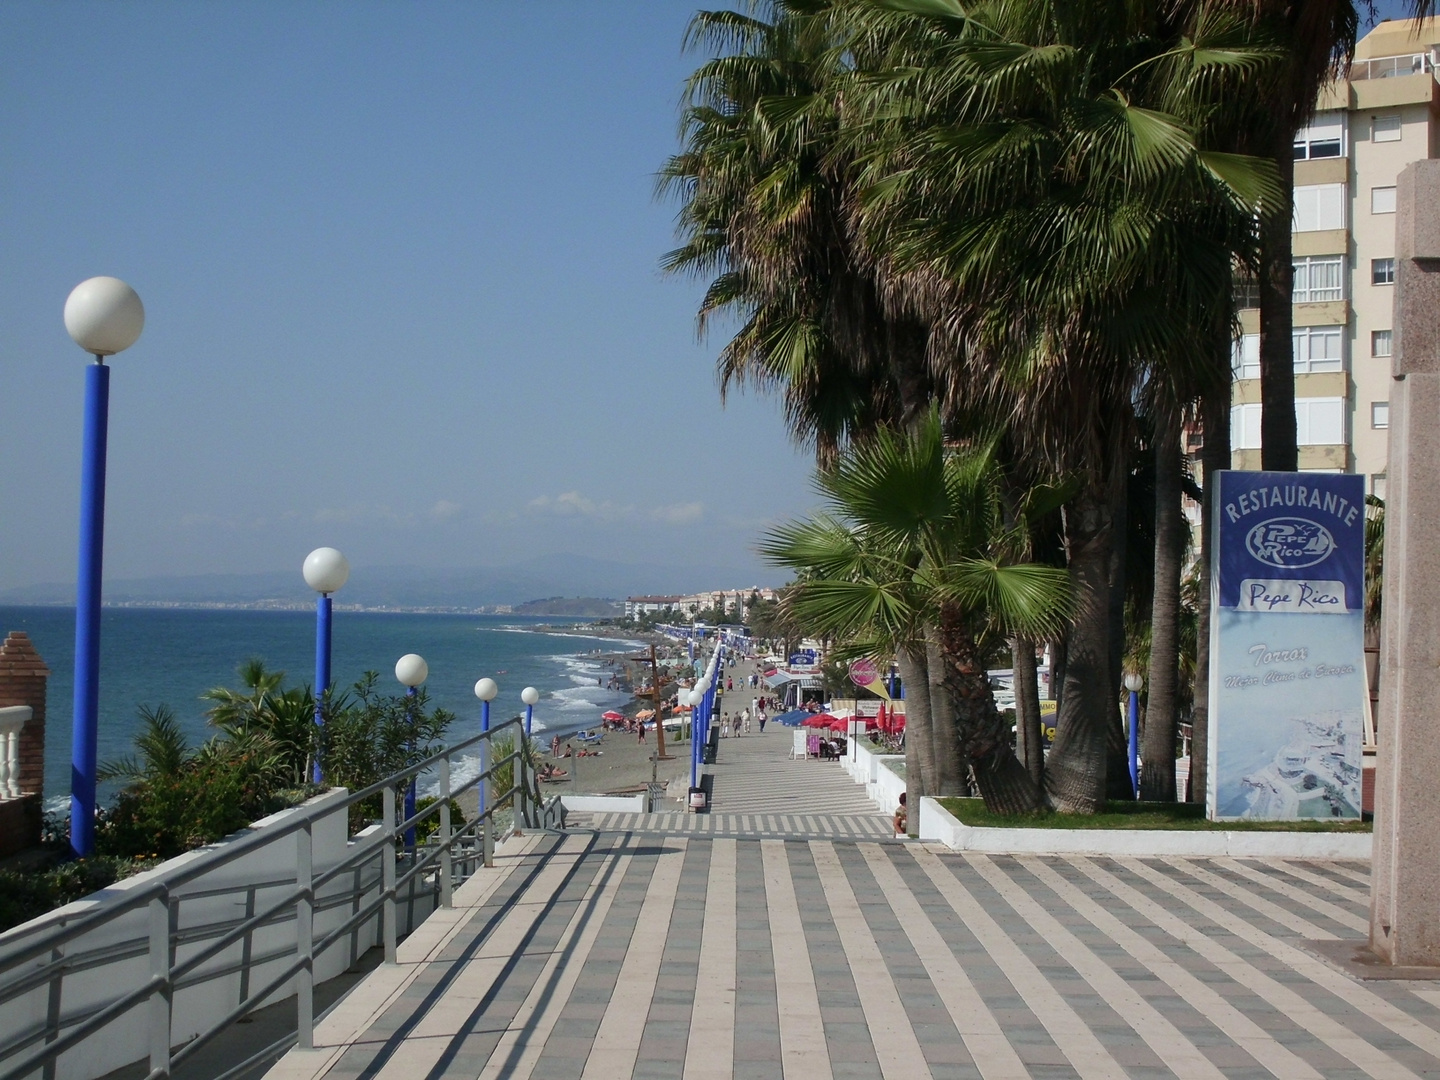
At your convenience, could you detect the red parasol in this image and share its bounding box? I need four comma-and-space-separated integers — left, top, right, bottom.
876, 703, 888, 733
602, 710, 624, 721
801, 713, 838, 728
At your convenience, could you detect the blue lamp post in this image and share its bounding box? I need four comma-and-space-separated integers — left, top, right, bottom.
686, 688, 702, 789
64, 277, 145, 858
1124, 671, 1143, 799
474, 677, 498, 820
521, 686, 539, 738
396, 653, 428, 849
303, 547, 349, 783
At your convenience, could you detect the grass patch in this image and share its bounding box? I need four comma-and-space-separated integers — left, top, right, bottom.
937, 798, 1371, 832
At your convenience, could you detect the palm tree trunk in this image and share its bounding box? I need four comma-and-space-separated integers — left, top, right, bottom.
1011, 636, 1044, 787
1142, 408, 1184, 802
924, 627, 965, 795
1259, 147, 1298, 471
937, 609, 1046, 813
1191, 379, 1230, 804
1105, 470, 1134, 800
1046, 482, 1115, 813
896, 646, 934, 831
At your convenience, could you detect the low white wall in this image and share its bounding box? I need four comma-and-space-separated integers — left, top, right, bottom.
559, 793, 647, 814
841, 741, 905, 814
0, 789, 436, 1080
918, 797, 1373, 858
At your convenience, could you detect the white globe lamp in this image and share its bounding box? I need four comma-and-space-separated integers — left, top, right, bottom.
303, 547, 350, 595
474, 678, 499, 702
521, 686, 540, 706
65, 277, 144, 357
395, 654, 429, 688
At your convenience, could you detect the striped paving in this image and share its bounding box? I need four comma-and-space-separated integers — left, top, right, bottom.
267, 834, 1440, 1080
575, 811, 894, 839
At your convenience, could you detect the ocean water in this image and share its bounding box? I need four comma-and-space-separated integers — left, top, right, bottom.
0, 606, 641, 810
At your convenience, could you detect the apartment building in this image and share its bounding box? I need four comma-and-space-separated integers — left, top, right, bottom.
1230, 19, 1439, 497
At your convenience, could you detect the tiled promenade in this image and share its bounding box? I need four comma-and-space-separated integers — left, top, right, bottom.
264, 667, 1440, 1079
267, 831, 1440, 1080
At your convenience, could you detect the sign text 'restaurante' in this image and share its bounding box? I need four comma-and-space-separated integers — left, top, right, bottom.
1224, 483, 1361, 527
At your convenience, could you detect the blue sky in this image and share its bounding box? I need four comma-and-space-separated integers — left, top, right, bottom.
0, 2, 813, 594
0, 2, 1422, 596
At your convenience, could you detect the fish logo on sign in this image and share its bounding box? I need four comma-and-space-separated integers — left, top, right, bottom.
1245, 517, 1335, 569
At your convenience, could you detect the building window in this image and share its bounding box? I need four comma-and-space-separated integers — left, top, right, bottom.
1372, 329, 1393, 357
1232, 403, 1263, 449
1296, 397, 1345, 444
1294, 184, 1346, 231
1234, 398, 1346, 448
1293, 256, 1344, 302
1372, 114, 1402, 142
1372, 474, 1387, 501
1372, 186, 1397, 214
1232, 333, 1260, 380
1293, 325, 1344, 373
1372, 401, 1390, 429
1294, 113, 1345, 158
1372, 258, 1395, 285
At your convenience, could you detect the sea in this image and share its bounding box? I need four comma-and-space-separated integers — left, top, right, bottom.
0, 606, 642, 812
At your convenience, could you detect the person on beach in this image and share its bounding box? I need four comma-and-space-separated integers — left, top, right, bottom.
551, 734, 561, 758
893, 792, 907, 836
637, 722, 646, 744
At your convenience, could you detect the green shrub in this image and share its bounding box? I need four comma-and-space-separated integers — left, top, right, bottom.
0, 856, 158, 933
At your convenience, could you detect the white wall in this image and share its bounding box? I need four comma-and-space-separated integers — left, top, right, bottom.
0, 789, 436, 1080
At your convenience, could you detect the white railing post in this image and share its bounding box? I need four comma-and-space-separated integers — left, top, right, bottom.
382, 785, 398, 964
296, 820, 314, 1050
148, 892, 171, 1077
438, 756, 453, 909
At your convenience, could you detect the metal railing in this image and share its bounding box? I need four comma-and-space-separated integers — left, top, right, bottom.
1348, 48, 1438, 81
0, 717, 564, 1080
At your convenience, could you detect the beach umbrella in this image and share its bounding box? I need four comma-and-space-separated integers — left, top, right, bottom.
876, 703, 888, 733
602, 710, 624, 721
801, 713, 838, 728
636, 709, 656, 720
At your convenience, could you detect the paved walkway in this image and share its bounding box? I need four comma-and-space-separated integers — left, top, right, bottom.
576, 698, 896, 839
268, 831, 1440, 1080
265, 654, 1440, 1080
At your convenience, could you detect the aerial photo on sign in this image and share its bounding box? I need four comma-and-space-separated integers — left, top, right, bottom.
1209, 471, 1367, 821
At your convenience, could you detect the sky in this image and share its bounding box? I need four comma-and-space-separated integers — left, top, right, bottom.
0, 2, 815, 595
0, 1, 1422, 597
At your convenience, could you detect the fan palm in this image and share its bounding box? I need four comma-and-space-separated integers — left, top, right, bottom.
826, 0, 1279, 809
761, 410, 1074, 814
660, 5, 937, 463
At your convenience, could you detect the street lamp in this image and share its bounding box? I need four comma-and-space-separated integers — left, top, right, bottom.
64, 276, 144, 857
1124, 672, 1143, 799
686, 689, 702, 790
474, 677, 498, 821
396, 654, 428, 849
521, 686, 539, 737
304, 547, 349, 783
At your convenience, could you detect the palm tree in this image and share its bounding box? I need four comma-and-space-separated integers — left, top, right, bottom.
98, 704, 192, 784
660, 5, 937, 463
761, 411, 1075, 814
834, 0, 1279, 809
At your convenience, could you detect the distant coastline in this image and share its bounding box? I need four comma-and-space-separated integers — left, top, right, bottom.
1, 598, 624, 617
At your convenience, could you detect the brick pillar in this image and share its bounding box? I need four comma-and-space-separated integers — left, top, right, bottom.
0, 632, 50, 799
1371, 159, 1440, 967
0, 631, 50, 856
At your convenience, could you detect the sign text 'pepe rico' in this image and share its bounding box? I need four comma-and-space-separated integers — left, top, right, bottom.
1208, 471, 1366, 821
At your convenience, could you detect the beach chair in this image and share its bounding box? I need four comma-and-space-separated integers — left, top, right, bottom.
575, 729, 604, 746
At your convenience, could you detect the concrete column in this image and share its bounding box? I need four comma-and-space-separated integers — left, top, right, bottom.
1370, 159, 1440, 967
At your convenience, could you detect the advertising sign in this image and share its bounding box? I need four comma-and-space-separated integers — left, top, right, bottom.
1208, 471, 1366, 820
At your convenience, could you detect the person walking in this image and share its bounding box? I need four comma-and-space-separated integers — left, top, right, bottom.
742, 708, 751, 735
758, 709, 767, 733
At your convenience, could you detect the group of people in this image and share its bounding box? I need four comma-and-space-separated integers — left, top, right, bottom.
716, 704, 767, 737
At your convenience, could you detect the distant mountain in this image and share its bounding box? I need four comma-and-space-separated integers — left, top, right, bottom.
0, 553, 782, 611
511, 597, 623, 618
